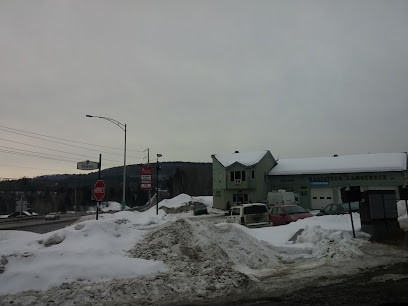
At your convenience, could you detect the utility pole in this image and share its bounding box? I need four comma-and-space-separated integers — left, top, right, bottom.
156, 154, 162, 215
74, 187, 77, 213
96, 154, 101, 220
20, 193, 23, 215
147, 148, 151, 207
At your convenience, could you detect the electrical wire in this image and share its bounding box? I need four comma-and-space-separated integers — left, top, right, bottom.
0, 126, 145, 159
0, 125, 146, 153
0, 137, 123, 164
0, 146, 120, 167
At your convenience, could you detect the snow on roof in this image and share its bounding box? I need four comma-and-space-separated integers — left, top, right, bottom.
269, 153, 407, 175
213, 150, 269, 168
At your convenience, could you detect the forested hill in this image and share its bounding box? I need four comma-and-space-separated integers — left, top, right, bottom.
0, 162, 213, 212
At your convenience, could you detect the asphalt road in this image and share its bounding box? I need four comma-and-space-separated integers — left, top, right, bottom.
248, 261, 408, 306
0, 215, 82, 233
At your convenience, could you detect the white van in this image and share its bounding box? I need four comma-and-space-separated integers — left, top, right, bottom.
267, 190, 296, 207
225, 203, 271, 228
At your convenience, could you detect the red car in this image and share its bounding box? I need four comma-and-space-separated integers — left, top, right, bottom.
269, 205, 313, 226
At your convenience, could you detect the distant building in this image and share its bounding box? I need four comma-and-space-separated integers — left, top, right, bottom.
211, 151, 276, 210
212, 151, 408, 210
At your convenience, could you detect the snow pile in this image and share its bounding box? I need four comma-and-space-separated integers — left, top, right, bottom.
130, 219, 281, 280
243, 214, 366, 260
0, 214, 166, 295
295, 225, 365, 259
158, 193, 193, 209
101, 201, 129, 212
0, 194, 373, 305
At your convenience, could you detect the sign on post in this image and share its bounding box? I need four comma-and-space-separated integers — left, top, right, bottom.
140, 167, 152, 190
94, 180, 105, 201
77, 160, 99, 170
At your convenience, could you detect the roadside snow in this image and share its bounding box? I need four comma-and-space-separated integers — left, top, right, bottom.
0, 214, 166, 295
0, 194, 394, 305
100, 201, 129, 212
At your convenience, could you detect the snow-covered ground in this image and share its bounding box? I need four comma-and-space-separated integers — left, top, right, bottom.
0, 194, 407, 305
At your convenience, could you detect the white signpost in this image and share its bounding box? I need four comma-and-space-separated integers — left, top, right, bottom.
77, 160, 99, 170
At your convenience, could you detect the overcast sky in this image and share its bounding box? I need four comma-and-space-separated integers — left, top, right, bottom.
1, 0, 408, 179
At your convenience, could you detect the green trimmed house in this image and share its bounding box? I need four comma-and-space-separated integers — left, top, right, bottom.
212, 151, 408, 211
211, 151, 276, 210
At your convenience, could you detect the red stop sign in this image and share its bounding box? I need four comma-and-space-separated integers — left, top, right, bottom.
94, 180, 105, 201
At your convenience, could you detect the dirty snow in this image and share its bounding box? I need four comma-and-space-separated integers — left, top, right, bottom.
0, 194, 405, 305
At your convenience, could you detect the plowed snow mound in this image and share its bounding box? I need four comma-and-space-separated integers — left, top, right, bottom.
130, 218, 282, 276
296, 225, 367, 259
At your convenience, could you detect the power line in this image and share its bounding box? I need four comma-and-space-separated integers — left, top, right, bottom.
0, 164, 81, 173
0, 127, 144, 160
0, 146, 120, 167
0, 125, 146, 153
0, 137, 122, 164
0, 164, 112, 173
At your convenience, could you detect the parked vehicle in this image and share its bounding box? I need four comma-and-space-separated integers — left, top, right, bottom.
267, 190, 296, 207
269, 205, 313, 226
225, 203, 271, 227
317, 202, 360, 216
45, 212, 60, 221
193, 203, 208, 216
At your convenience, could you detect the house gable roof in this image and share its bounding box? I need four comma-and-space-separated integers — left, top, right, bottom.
212, 150, 270, 168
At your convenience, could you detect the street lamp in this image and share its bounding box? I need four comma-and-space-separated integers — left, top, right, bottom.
86, 114, 127, 210
156, 153, 162, 215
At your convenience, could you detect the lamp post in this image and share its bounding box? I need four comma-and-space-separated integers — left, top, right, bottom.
86, 115, 127, 209
156, 153, 162, 215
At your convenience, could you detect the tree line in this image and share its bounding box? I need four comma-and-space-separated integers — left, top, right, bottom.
0, 162, 212, 214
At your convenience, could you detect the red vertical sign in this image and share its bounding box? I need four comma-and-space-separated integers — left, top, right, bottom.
140, 167, 152, 190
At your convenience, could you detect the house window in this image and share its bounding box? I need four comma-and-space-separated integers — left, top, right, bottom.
219, 173, 222, 182
235, 171, 241, 180
252, 171, 255, 179
230, 171, 246, 182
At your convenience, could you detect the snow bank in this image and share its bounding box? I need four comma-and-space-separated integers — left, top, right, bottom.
242, 213, 366, 260
295, 225, 366, 259
158, 193, 193, 208
129, 218, 281, 291
0, 194, 372, 304
101, 201, 129, 212
0, 213, 166, 295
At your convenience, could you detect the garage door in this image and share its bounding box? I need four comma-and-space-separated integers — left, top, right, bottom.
311, 188, 334, 210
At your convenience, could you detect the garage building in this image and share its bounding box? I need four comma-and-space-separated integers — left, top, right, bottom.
268, 153, 408, 210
